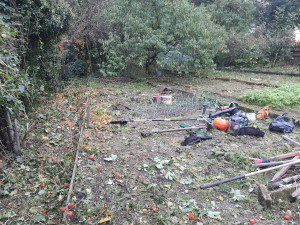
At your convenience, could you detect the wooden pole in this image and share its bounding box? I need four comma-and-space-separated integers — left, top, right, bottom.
63, 97, 89, 223
5, 109, 17, 154
254, 151, 300, 164
201, 159, 300, 189
252, 159, 299, 168
13, 118, 21, 155
292, 188, 300, 198
86, 99, 90, 129
271, 155, 300, 182
141, 126, 206, 137
268, 174, 300, 189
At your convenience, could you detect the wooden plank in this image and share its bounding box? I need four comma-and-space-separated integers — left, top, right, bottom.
268, 174, 300, 190
222, 68, 300, 77
270, 155, 300, 182
292, 188, 300, 198
258, 184, 272, 208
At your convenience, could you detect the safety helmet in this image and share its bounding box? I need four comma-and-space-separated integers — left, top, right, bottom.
213, 117, 230, 131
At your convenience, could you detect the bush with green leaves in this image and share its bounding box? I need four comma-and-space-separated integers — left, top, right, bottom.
100, 0, 227, 76
207, 0, 256, 33
0, 5, 29, 113
8, 0, 71, 86
68, 59, 88, 77
239, 85, 300, 109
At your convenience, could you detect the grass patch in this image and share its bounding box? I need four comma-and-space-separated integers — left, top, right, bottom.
239, 85, 300, 109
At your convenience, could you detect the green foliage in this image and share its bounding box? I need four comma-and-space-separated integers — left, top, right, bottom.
0, 4, 29, 112
207, 0, 256, 33
215, 32, 267, 67
68, 59, 88, 77
0, 0, 72, 115
261, 32, 294, 67
239, 85, 300, 109
204, 0, 296, 68
100, 0, 227, 76
257, 0, 300, 30
17, 0, 71, 83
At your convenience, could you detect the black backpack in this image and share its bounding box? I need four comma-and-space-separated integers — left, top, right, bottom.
269, 113, 294, 133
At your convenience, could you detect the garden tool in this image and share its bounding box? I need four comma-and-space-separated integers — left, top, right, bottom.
111, 102, 244, 127
254, 151, 300, 164
141, 125, 206, 137
200, 159, 300, 189
110, 117, 207, 125
179, 123, 204, 134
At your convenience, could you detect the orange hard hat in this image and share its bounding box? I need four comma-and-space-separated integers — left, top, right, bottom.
213, 117, 230, 131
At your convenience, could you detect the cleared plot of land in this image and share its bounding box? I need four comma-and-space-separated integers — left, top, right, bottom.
0, 71, 299, 224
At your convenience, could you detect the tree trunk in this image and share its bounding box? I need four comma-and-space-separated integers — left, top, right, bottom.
145, 53, 158, 74
13, 118, 22, 155
5, 109, 17, 154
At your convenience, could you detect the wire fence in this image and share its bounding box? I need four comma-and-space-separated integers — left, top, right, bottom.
133, 91, 219, 118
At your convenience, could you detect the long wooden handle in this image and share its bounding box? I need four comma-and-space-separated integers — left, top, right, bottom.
252, 159, 299, 168
153, 126, 205, 133
201, 159, 300, 189
247, 159, 300, 177
254, 151, 300, 164
200, 175, 245, 189
271, 155, 300, 182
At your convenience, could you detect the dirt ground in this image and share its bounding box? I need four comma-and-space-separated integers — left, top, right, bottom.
0, 71, 299, 224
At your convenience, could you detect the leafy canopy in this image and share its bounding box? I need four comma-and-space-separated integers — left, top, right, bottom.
100, 0, 227, 76
207, 0, 256, 33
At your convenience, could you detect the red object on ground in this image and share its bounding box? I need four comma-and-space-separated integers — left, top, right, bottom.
188, 212, 195, 220
249, 218, 255, 224
283, 214, 291, 220
153, 96, 162, 103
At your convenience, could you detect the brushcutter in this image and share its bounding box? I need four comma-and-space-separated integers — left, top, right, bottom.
110, 117, 207, 125
110, 104, 239, 125
141, 125, 207, 137
210, 102, 249, 133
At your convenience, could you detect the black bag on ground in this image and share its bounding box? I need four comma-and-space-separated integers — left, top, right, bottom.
181, 134, 212, 146
234, 127, 265, 137
269, 113, 294, 133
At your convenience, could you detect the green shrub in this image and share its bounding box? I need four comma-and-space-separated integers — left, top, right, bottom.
100, 0, 227, 76
239, 85, 300, 109
68, 59, 88, 77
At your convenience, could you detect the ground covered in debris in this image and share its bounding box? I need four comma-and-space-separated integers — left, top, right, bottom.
0, 71, 300, 224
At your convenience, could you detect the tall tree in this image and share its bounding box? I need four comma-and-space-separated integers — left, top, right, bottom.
207, 0, 257, 33
100, 0, 227, 76
258, 0, 300, 30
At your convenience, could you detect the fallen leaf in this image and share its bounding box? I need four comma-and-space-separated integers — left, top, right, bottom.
132, 186, 138, 191
107, 180, 113, 185
104, 154, 117, 162
98, 217, 111, 224
11, 189, 18, 195
180, 177, 193, 185
207, 210, 221, 219
41, 135, 49, 140
230, 189, 245, 201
